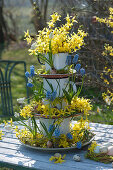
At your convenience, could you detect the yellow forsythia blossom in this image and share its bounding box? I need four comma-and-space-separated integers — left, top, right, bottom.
0, 130, 4, 140
49, 154, 66, 163
59, 134, 69, 148
20, 105, 33, 118
97, 8, 113, 106
71, 97, 92, 114
28, 97, 91, 118
88, 141, 98, 154
25, 13, 87, 55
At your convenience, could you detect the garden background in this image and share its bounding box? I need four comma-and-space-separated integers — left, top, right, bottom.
0, 0, 113, 124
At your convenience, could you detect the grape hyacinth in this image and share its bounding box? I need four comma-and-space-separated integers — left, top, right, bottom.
72, 54, 79, 64
46, 91, 57, 101
54, 128, 60, 137
66, 55, 73, 65
66, 133, 73, 139
25, 71, 30, 78
25, 65, 35, 87
75, 63, 81, 72
76, 141, 82, 149
80, 68, 85, 76
30, 65, 35, 77
48, 124, 54, 133
27, 82, 34, 88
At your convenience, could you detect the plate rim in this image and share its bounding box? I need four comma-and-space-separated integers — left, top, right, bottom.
20, 136, 95, 151
39, 73, 73, 79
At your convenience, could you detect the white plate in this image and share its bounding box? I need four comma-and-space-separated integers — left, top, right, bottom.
20, 136, 94, 152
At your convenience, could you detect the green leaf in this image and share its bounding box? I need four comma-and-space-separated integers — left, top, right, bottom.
40, 121, 49, 136
45, 79, 54, 92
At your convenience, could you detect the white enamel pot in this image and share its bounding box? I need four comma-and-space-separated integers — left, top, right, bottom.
45, 53, 68, 71
39, 117, 71, 136
43, 77, 69, 97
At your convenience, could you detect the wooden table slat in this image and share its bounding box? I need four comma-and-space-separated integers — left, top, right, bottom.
0, 121, 113, 169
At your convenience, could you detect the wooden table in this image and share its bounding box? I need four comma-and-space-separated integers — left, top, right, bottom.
0, 121, 113, 170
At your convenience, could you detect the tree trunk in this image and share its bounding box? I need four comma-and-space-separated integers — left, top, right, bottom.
0, 0, 4, 44
43, 0, 48, 22
30, 0, 47, 32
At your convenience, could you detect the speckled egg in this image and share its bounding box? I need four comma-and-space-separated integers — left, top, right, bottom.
47, 141, 53, 148
73, 154, 81, 162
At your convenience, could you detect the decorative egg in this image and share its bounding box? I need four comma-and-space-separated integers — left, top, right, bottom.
32, 144, 36, 147
73, 154, 81, 162
54, 153, 61, 158
100, 146, 108, 154
94, 146, 100, 154
107, 146, 113, 156
47, 141, 53, 148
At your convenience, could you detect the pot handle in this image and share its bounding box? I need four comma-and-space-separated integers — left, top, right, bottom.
37, 56, 44, 65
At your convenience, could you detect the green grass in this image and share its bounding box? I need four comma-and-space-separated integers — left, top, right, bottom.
0, 46, 113, 124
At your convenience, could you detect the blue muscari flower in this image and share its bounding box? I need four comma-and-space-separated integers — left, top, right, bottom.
25, 71, 30, 78
66, 133, 73, 139
51, 91, 57, 101
27, 82, 34, 87
66, 55, 72, 65
72, 54, 79, 64
48, 124, 54, 133
54, 128, 60, 137
80, 68, 85, 76
46, 91, 51, 100
75, 63, 81, 72
46, 91, 57, 101
30, 65, 35, 77
76, 141, 82, 149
